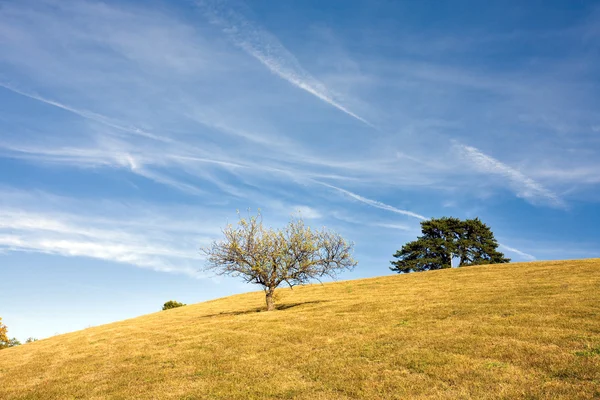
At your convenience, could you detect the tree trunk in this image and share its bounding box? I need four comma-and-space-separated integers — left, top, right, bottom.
265, 288, 276, 311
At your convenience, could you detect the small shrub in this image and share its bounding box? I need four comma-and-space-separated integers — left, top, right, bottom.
162, 300, 186, 311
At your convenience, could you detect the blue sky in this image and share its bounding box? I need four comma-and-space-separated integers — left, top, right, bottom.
1, 0, 599, 341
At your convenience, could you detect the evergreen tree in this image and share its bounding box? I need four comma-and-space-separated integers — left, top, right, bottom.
391, 217, 509, 273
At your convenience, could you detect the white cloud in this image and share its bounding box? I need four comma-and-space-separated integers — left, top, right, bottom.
198, 0, 373, 127
456, 143, 565, 207
316, 181, 427, 220
0, 0, 597, 283
372, 222, 412, 231
0, 234, 200, 275
498, 243, 536, 261
0, 82, 171, 143
531, 166, 600, 185
293, 206, 322, 219
2, 0, 589, 211
0, 189, 358, 275
0, 192, 224, 277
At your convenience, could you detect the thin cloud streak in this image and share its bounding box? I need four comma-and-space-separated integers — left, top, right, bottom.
373, 222, 412, 231
0, 82, 172, 143
198, 0, 373, 127
316, 181, 427, 220
499, 243, 536, 261
456, 143, 565, 208
0, 0, 595, 281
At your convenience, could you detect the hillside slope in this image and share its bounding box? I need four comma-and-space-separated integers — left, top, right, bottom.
1, 259, 599, 399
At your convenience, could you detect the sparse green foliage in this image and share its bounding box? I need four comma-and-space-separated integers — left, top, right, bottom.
202, 211, 357, 311
162, 300, 186, 311
391, 217, 509, 273
25, 337, 38, 343
1, 338, 21, 349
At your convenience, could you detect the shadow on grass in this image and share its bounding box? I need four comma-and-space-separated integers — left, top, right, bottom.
199, 301, 328, 319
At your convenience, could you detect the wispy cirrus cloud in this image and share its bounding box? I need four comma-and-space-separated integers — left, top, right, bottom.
0, 83, 171, 143
0, 188, 348, 275
498, 243, 536, 261
0, 0, 597, 279
316, 181, 427, 220
197, 0, 373, 127
455, 143, 565, 208
0, 204, 206, 276
2, 0, 593, 212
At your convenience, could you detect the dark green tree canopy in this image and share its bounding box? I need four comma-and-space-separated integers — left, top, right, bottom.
390, 217, 509, 273
162, 300, 186, 311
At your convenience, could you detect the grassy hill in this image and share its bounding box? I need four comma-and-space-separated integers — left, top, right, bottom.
1, 259, 599, 399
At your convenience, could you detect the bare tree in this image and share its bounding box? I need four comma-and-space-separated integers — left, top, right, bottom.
202, 211, 357, 311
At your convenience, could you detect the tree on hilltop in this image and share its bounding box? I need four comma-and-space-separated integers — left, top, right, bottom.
391, 217, 509, 273
0, 317, 8, 347
202, 211, 357, 311
0, 317, 20, 349
162, 300, 186, 310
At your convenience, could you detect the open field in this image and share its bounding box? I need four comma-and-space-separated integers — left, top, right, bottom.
1, 259, 599, 399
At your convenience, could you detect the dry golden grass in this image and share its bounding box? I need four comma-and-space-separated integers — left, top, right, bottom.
1, 259, 599, 399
